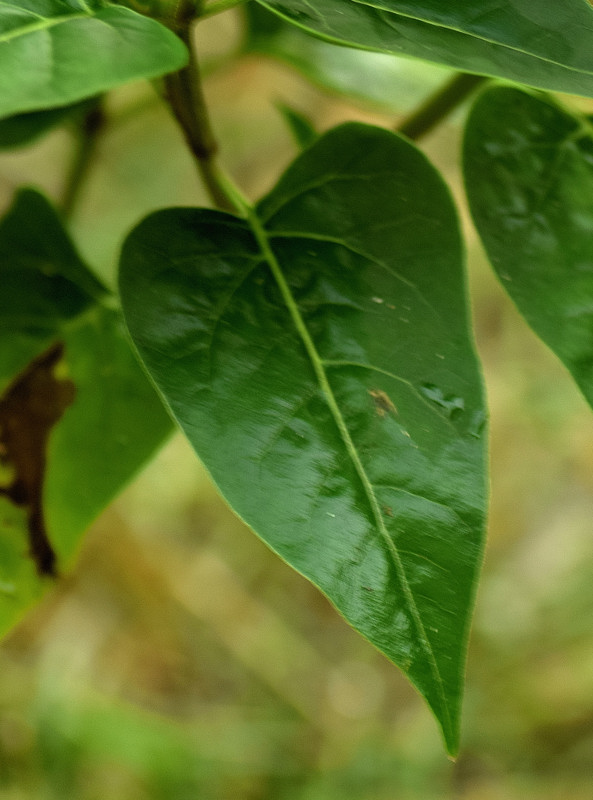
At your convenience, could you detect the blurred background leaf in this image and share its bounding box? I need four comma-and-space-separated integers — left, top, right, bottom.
0, 189, 173, 635
0, 98, 101, 151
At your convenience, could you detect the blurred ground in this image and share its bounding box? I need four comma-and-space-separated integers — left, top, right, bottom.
2, 9, 593, 799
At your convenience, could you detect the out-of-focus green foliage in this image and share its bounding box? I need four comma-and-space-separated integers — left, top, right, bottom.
1, 8, 593, 798
0, 189, 172, 635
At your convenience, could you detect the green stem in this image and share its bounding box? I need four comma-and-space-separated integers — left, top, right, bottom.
164, 2, 248, 215
397, 73, 487, 141
61, 104, 105, 219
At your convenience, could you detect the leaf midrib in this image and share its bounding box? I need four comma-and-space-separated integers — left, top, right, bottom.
354, 0, 590, 72
0, 9, 91, 42
246, 205, 452, 740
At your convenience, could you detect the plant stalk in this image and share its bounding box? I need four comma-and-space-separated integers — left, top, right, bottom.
397, 73, 487, 141
164, 1, 248, 215
61, 104, 105, 219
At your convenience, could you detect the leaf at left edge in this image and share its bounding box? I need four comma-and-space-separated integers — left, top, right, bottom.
0, 2, 187, 118
119, 123, 488, 754
0, 97, 99, 150
0, 189, 173, 636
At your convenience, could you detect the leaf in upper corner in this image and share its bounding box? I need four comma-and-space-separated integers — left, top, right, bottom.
0, 0, 187, 119
119, 122, 487, 755
0, 189, 173, 636
255, 0, 593, 97
464, 85, 593, 408
244, 2, 452, 111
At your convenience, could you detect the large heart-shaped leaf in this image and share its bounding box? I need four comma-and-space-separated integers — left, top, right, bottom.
119, 123, 487, 754
0, 189, 172, 635
464, 86, 593, 407
0, 0, 187, 118
256, 0, 593, 97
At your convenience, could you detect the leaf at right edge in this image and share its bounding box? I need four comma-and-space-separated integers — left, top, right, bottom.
119, 122, 487, 754
463, 86, 593, 406
0, 189, 173, 636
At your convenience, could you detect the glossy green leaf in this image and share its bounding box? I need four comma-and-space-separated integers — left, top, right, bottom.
0, 0, 187, 118
464, 86, 593, 407
244, 2, 452, 111
119, 122, 487, 754
256, 0, 593, 97
0, 189, 172, 635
